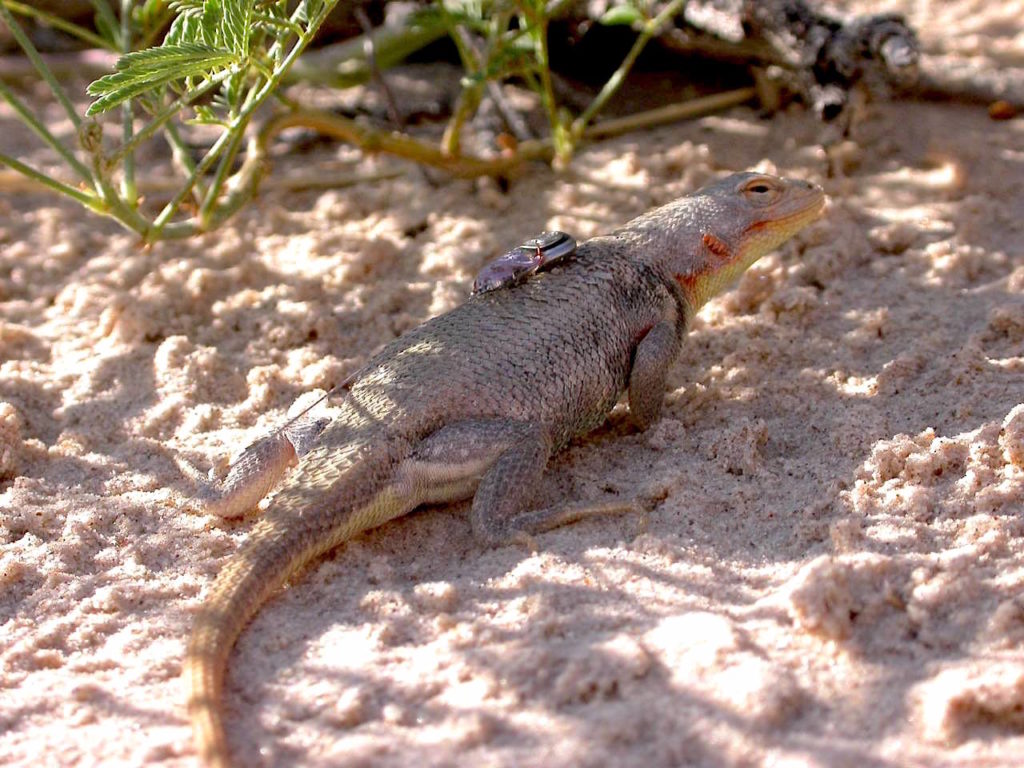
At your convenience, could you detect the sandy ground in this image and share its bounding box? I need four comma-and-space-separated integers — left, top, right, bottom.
2, 2, 1023, 766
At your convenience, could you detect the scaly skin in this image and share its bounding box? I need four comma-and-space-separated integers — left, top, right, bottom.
185, 172, 826, 767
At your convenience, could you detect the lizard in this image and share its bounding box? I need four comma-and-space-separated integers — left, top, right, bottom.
184, 171, 826, 767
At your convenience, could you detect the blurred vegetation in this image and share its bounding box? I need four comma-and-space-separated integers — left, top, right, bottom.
0, 1, 752, 242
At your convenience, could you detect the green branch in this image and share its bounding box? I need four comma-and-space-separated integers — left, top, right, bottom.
0, 2, 83, 129
2, 0, 113, 50
0, 79, 93, 182
572, 0, 687, 138
120, 0, 136, 204
149, 0, 341, 239
0, 152, 97, 208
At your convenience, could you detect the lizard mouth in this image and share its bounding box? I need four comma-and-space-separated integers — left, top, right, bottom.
741, 185, 826, 255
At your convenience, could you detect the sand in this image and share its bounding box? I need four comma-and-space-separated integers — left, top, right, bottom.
1, 1, 1023, 765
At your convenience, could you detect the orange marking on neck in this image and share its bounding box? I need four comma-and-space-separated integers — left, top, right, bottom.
702, 232, 732, 262
673, 234, 743, 308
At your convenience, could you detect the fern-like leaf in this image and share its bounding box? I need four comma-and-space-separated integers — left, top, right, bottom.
86, 44, 237, 115
221, 1, 254, 57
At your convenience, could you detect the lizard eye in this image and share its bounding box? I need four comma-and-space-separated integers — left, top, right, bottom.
741, 177, 782, 204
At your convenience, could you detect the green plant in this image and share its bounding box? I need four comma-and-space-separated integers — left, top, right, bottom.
253, 1, 747, 178
0, 0, 343, 242
0, 1, 752, 242
412, 0, 688, 167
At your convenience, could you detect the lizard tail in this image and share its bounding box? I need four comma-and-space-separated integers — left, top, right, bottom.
185, 515, 324, 768
185, 436, 418, 767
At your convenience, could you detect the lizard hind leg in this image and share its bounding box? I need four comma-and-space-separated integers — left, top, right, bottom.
399, 419, 535, 506
396, 419, 602, 546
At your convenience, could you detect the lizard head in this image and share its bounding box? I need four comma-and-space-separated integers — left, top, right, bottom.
677, 172, 826, 309
623, 172, 826, 311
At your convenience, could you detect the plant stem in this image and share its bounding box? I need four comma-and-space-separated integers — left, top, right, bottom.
572, 0, 687, 138
583, 86, 756, 138
138, 7, 176, 49
88, 0, 120, 46
201, 136, 266, 232
0, 79, 93, 182
442, 24, 488, 157
258, 108, 551, 177
0, 2, 83, 130
199, 94, 253, 222
119, 0, 136, 205
524, 6, 567, 163
3, 0, 113, 50
0, 152, 98, 208
161, 120, 203, 205
149, 116, 234, 238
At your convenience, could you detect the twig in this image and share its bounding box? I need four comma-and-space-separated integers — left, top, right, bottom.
2, 0, 113, 50
354, 7, 404, 129
160, 119, 204, 207
0, 3, 82, 130
258, 108, 549, 178
524, 6, 567, 163
584, 86, 757, 138
442, 24, 485, 157
453, 19, 534, 143
487, 80, 534, 142
256, 86, 760, 179
572, 0, 687, 138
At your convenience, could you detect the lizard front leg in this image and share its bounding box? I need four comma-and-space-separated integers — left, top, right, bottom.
628, 319, 681, 431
